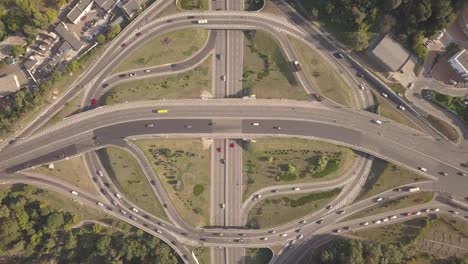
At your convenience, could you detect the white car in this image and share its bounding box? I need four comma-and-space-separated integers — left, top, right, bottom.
71, 191, 78, 195
252, 194, 262, 200
373, 220, 382, 224
419, 167, 427, 172
358, 84, 365, 90
389, 215, 397, 220
97, 170, 104, 177
432, 208, 440, 212
414, 211, 422, 216
292, 187, 301, 191
132, 207, 139, 213
97, 202, 104, 207
251, 122, 259, 126
155, 229, 162, 234
115, 193, 122, 199
373, 119, 382, 125
398, 105, 406, 111
381, 93, 388, 98
361, 222, 369, 226
144, 69, 151, 73
375, 197, 384, 202
408, 83, 414, 89
260, 237, 268, 241
269, 230, 277, 234
297, 234, 304, 239
279, 233, 288, 237
120, 209, 127, 215
382, 218, 389, 222
299, 220, 307, 224
111, 200, 118, 206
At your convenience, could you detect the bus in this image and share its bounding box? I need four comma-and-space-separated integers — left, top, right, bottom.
155, 109, 168, 114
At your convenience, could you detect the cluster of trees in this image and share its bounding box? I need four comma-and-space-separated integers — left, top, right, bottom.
299, 0, 462, 58
0, 184, 181, 263
0, 0, 70, 42
282, 188, 341, 207
313, 238, 468, 264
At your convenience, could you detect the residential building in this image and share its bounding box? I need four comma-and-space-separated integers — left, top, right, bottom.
0, 75, 20, 98
120, 0, 141, 19
371, 34, 412, 72
55, 23, 84, 51
458, 7, 468, 38
95, 0, 117, 13
449, 49, 468, 81
67, 0, 94, 24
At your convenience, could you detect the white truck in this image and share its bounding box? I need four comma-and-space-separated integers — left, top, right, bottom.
197, 19, 208, 24
408, 187, 420, 192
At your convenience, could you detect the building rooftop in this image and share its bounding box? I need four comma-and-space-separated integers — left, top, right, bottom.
66, 0, 93, 23
121, 0, 141, 19
55, 23, 84, 51
371, 34, 411, 72
95, 0, 116, 12
23, 57, 38, 71
0, 75, 20, 97
452, 49, 468, 73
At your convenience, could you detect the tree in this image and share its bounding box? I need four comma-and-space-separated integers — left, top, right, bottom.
23, 25, 38, 39
383, 0, 402, 11
106, 25, 121, 40
45, 212, 65, 232
288, 164, 296, 173
45, 9, 58, 23
67, 60, 80, 73
11, 45, 26, 58
32, 11, 49, 29
412, 33, 428, 59
348, 30, 369, 51
96, 34, 106, 44
0, 21, 5, 41
55, 0, 68, 9
0, 205, 10, 218
193, 184, 204, 196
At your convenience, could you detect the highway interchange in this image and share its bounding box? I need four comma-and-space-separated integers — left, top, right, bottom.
1, 0, 468, 263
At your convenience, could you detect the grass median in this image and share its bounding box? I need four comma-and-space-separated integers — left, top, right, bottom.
372, 92, 422, 131
134, 139, 210, 227
103, 55, 211, 104
97, 147, 169, 221
426, 114, 460, 143
356, 158, 427, 201
44, 92, 83, 128
246, 248, 273, 264
177, 0, 208, 10
193, 247, 209, 264
27, 156, 98, 196
243, 138, 356, 201
242, 31, 309, 100
113, 29, 208, 73
247, 188, 341, 229
289, 37, 355, 107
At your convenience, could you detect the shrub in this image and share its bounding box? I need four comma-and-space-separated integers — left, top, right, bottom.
193, 184, 204, 196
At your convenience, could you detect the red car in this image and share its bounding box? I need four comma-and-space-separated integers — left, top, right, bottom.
135, 32, 142, 37
230, 143, 235, 148
91, 98, 97, 106
121, 43, 127, 48
217, 147, 222, 153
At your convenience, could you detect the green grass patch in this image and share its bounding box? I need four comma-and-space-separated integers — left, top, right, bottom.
246, 188, 341, 229
246, 248, 273, 264
193, 247, 209, 264
426, 114, 460, 143
288, 37, 355, 107
243, 138, 356, 201
134, 139, 210, 227
428, 90, 468, 124
27, 156, 98, 196
347, 192, 434, 220
44, 92, 83, 128
96, 147, 169, 221
178, 0, 208, 10
104, 55, 211, 104
357, 158, 427, 201
242, 31, 309, 100
113, 29, 208, 73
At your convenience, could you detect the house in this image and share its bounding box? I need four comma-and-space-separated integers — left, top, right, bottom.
67, 0, 94, 24
0, 75, 20, 98
371, 34, 412, 72
55, 23, 84, 51
120, 0, 141, 19
95, 0, 117, 13
23, 57, 38, 72
458, 7, 468, 38
449, 49, 468, 81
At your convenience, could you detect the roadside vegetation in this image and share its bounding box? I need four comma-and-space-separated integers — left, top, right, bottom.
113, 29, 208, 73
178, 0, 208, 10
246, 188, 341, 229
245, 0, 265, 11
45, 92, 83, 128
104, 55, 211, 104
357, 158, 427, 201
243, 138, 356, 201
135, 139, 211, 227
193, 247, 209, 264
246, 248, 273, 264
242, 30, 309, 100
347, 192, 434, 220
427, 90, 468, 125
97, 147, 169, 221
0, 184, 180, 263
427, 114, 460, 143
293, 0, 461, 58
289, 37, 355, 107
27, 156, 98, 196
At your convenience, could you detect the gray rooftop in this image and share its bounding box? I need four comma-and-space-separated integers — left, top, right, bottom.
454, 49, 468, 72
0, 75, 20, 97
371, 34, 411, 72
67, 0, 93, 22
55, 23, 84, 51
121, 0, 141, 18
95, 0, 116, 11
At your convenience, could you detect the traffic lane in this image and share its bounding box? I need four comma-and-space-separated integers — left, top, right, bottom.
212, 139, 226, 226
